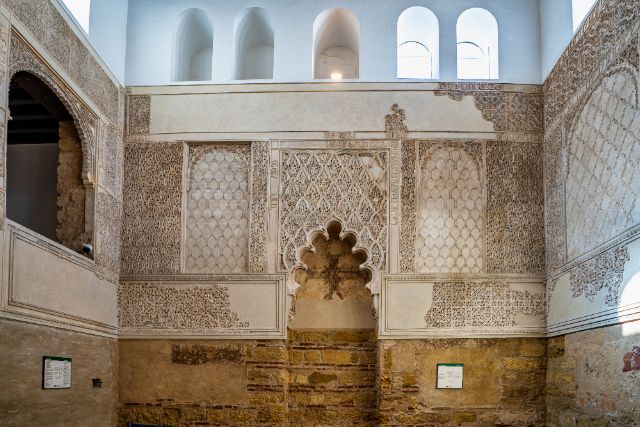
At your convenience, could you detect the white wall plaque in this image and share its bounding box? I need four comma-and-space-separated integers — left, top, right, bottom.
436, 363, 463, 389
42, 357, 72, 389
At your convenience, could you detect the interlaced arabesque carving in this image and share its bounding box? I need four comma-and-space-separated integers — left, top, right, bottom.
9, 34, 98, 185
5, 0, 120, 122
121, 143, 182, 274
570, 245, 631, 307
127, 95, 151, 136
280, 150, 388, 271
186, 145, 250, 274
0, 19, 8, 179
248, 141, 270, 272
424, 282, 546, 328
486, 142, 545, 273
118, 283, 248, 331
565, 70, 640, 260
416, 142, 483, 273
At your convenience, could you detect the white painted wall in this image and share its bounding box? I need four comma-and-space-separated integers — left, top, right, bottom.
123, 0, 543, 85
89, 0, 129, 83
539, 0, 573, 80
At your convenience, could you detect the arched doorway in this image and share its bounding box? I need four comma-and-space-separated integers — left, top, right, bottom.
6, 71, 91, 255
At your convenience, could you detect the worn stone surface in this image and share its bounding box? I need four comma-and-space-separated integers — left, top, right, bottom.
0, 319, 118, 427
546, 321, 640, 426
56, 121, 89, 253
379, 338, 547, 426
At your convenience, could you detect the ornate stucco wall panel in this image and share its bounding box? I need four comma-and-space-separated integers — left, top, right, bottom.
279, 149, 389, 273
416, 141, 483, 273
486, 141, 545, 274
121, 143, 182, 275
544, 1, 640, 335
565, 69, 639, 260
118, 276, 286, 339
379, 275, 546, 338
185, 144, 251, 274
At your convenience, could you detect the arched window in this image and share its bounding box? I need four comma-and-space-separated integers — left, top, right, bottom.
7, 72, 91, 256
397, 7, 439, 79
173, 9, 213, 82
234, 8, 274, 80
62, 0, 91, 32
456, 8, 499, 80
313, 8, 360, 80
572, 0, 597, 31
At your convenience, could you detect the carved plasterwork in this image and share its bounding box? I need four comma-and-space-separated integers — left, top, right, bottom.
121, 143, 182, 274
543, 125, 567, 271
385, 104, 408, 138
544, 0, 640, 130
424, 282, 545, 328
98, 122, 124, 196
118, 283, 248, 331
185, 144, 251, 274
279, 150, 389, 272
570, 245, 630, 307
416, 141, 483, 273
249, 140, 270, 272
486, 141, 545, 273
95, 189, 122, 276
127, 95, 151, 136
9, 32, 98, 185
435, 83, 543, 136
565, 69, 640, 260
399, 140, 417, 273
4, 0, 120, 122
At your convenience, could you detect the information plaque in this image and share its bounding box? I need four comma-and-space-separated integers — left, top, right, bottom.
436, 363, 463, 389
42, 356, 72, 389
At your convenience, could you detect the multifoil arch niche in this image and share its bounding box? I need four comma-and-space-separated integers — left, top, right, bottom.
287, 219, 379, 329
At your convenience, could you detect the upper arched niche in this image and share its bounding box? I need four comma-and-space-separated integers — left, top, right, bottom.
397, 6, 439, 79
234, 7, 274, 80
313, 8, 360, 79
456, 8, 499, 80
173, 8, 214, 82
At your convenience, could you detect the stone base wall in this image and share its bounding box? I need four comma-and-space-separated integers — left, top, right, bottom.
378, 338, 547, 426
0, 319, 118, 427
118, 333, 552, 426
546, 320, 640, 426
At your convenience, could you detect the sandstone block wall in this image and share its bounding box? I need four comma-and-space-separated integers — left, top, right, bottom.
379, 338, 547, 426
546, 321, 640, 426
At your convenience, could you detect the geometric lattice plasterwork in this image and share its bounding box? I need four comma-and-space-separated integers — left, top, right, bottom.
280, 150, 388, 272
416, 143, 483, 273
570, 245, 630, 307
118, 283, 248, 331
566, 70, 640, 260
424, 282, 545, 328
186, 145, 250, 274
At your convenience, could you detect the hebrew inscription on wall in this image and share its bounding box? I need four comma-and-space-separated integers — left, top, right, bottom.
416, 142, 483, 273
186, 145, 250, 274
565, 70, 640, 260
279, 150, 389, 272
